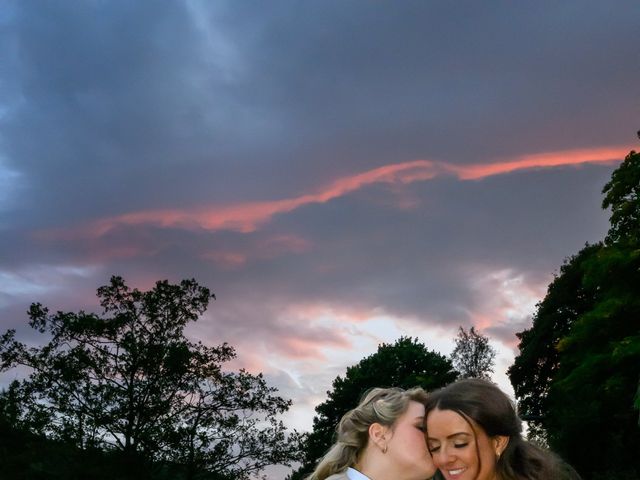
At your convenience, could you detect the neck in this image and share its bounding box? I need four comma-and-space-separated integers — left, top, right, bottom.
357, 451, 405, 480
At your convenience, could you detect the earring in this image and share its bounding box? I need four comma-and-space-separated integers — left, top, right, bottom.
382, 444, 388, 454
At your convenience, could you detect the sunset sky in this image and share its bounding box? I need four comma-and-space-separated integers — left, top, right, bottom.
0, 1, 638, 469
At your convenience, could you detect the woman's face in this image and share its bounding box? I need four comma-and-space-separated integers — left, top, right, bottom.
384, 400, 437, 480
426, 408, 498, 480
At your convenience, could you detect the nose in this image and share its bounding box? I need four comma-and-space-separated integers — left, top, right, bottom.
433, 445, 456, 468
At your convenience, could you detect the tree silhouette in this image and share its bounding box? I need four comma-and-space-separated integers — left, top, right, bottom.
602, 150, 640, 245
450, 326, 496, 380
546, 244, 640, 478
0, 276, 301, 479
507, 244, 599, 443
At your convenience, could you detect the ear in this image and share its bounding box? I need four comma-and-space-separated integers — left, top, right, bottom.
492, 435, 510, 458
368, 422, 390, 452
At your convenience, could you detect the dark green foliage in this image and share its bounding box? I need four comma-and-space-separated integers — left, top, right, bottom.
0, 408, 152, 480
289, 337, 457, 480
602, 150, 640, 245
546, 244, 640, 479
508, 243, 600, 442
510, 150, 640, 479
0, 276, 301, 480
450, 326, 496, 380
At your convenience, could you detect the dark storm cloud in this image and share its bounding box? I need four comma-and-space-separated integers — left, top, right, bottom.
212, 1, 638, 166
1, 1, 277, 225
2, 1, 638, 228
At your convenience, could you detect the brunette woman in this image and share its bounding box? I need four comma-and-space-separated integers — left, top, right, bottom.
425, 378, 580, 480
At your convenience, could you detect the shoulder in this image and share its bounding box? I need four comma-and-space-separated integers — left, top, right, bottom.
325, 473, 349, 480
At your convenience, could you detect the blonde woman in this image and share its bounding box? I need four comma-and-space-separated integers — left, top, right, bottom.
308, 387, 437, 480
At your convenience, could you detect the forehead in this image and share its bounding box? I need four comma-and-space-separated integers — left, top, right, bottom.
399, 400, 426, 420
426, 408, 472, 436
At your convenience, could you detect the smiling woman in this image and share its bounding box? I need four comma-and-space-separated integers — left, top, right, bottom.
307, 387, 436, 480
425, 379, 580, 480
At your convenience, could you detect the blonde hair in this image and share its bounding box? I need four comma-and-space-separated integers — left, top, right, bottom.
307, 387, 429, 480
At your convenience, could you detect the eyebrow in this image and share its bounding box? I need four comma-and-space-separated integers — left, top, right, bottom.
428, 432, 472, 440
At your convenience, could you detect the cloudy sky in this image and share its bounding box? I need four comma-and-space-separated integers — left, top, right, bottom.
0, 0, 638, 466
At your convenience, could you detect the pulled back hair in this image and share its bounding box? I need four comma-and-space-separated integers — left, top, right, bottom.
425, 379, 580, 480
307, 386, 429, 480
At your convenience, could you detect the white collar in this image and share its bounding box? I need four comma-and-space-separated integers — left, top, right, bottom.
346, 467, 371, 480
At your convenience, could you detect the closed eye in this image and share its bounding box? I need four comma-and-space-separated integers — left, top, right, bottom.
454, 443, 469, 448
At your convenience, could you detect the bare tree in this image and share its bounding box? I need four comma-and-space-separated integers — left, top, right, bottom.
450, 326, 496, 380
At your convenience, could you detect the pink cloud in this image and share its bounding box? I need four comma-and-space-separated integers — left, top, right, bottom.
39, 144, 631, 241
285, 302, 378, 324
36, 159, 440, 241
277, 337, 331, 360
449, 145, 626, 180
199, 234, 312, 270
218, 314, 356, 368
258, 234, 313, 256
271, 322, 356, 360
201, 251, 248, 269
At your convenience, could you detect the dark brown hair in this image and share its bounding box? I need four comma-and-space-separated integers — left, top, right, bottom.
425, 379, 580, 480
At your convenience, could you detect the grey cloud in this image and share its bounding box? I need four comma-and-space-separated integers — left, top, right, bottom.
2, 0, 638, 231
2, 1, 277, 222
215, 1, 639, 161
